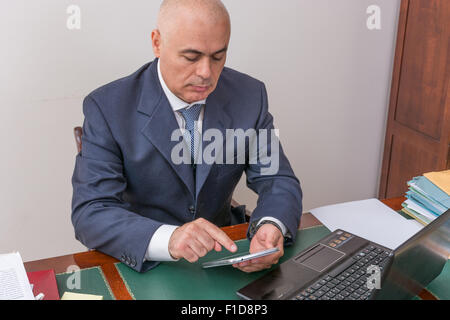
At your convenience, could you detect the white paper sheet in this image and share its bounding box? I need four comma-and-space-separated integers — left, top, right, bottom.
404, 199, 438, 221
310, 198, 424, 250
0, 252, 34, 300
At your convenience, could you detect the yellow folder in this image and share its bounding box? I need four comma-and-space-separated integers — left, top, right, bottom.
424, 170, 450, 196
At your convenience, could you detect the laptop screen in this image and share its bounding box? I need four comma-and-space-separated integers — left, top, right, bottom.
374, 209, 450, 299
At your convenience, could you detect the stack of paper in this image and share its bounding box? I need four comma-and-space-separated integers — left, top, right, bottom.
0, 252, 34, 300
402, 170, 450, 225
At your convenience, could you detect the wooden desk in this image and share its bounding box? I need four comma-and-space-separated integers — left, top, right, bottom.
26, 197, 434, 300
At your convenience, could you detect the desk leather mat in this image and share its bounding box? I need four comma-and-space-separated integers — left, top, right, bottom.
115, 225, 331, 300
56, 266, 115, 300
115, 223, 450, 300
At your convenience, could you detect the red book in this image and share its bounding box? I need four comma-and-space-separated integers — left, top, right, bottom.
26, 269, 60, 300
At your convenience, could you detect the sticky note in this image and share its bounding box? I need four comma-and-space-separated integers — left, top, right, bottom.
61, 292, 103, 300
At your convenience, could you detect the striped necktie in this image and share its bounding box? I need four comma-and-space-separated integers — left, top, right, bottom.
178, 104, 203, 165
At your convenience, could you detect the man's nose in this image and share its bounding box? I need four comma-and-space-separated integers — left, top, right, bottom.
196, 57, 212, 80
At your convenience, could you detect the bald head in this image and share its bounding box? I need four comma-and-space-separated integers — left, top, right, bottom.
157, 0, 230, 40
151, 0, 231, 103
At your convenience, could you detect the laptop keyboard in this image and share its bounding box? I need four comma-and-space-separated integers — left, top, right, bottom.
292, 244, 393, 300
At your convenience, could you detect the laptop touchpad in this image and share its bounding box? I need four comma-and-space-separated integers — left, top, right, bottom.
295, 244, 345, 272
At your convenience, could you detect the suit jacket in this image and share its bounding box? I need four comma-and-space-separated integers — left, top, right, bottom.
71, 58, 303, 273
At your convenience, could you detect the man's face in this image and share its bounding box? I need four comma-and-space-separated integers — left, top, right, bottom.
152, 12, 230, 103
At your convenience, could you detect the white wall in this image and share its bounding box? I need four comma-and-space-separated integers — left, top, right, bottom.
0, 0, 400, 262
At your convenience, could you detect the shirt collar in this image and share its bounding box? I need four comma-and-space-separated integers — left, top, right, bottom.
157, 59, 206, 112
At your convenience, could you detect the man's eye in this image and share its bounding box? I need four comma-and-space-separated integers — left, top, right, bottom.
212, 55, 224, 61
184, 56, 198, 62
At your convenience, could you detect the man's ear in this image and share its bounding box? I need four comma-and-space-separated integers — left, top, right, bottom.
151, 29, 162, 58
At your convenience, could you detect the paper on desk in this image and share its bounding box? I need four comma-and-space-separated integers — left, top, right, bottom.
403, 199, 438, 221
310, 199, 424, 250
0, 252, 34, 300
61, 292, 103, 300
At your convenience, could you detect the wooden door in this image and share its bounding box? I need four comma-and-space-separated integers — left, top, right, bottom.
379, 0, 450, 199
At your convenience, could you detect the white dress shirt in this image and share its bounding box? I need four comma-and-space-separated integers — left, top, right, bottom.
145, 60, 286, 262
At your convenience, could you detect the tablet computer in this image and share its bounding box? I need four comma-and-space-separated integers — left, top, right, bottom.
202, 247, 279, 269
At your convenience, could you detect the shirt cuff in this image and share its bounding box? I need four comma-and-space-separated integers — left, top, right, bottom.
257, 216, 287, 236
145, 224, 180, 262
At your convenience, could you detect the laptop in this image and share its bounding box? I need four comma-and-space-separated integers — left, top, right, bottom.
237, 208, 450, 300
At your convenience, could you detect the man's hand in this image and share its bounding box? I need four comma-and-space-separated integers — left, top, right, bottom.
168, 218, 237, 263
233, 223, 284, 273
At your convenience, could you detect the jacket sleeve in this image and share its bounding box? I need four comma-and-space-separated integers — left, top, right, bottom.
71, 95, 161, 273
245, 83, 303, 245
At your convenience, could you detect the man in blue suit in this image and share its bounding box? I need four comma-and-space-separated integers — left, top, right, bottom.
71, 0, 302, 273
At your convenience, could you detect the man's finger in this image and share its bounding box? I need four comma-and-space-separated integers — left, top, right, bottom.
187, 238, 208, 259
183, 247, 199, 263
195, 229, 216, 252
268, 232, 282, 247
251, 251, 281, 265
234, 263, 272, 273
202, 220, 237, 252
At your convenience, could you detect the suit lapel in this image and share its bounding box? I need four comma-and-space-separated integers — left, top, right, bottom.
195, 87, 231, 199
137, 60, 195, 197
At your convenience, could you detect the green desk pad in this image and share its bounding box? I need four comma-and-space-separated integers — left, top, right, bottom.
115, 224, 450, 300
55, 266, 115, 300
115, 225, 331, 300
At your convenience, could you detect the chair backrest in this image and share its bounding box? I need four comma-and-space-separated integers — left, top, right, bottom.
74, 127, 83, 153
